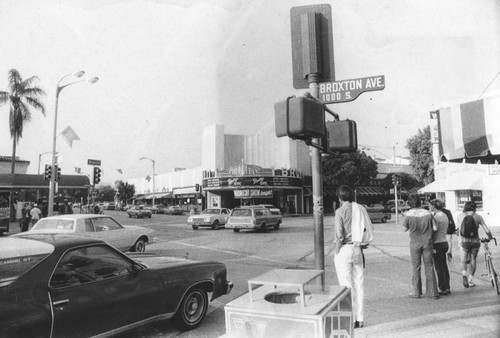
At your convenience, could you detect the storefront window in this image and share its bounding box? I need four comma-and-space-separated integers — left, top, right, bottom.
455, 190, 483, 211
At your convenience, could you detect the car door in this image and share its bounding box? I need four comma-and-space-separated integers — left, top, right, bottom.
221, 208, 229, 224
92, 217, 129, 251
49, 245, 164, 337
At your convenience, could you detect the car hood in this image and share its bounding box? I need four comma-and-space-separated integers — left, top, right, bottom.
128, 253, 222, 270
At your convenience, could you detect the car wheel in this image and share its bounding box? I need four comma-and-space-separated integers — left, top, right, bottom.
128, 214, 132, 218
131, 238, 146, 252
381, 217, 387, 223
192, 225, 198, 230
212, 220, 220, 230
274, 220, 281, 230
233, 229, 240, 232
148, 215, 152, 218
259, 223, 266, 231
172, 287, 208, 331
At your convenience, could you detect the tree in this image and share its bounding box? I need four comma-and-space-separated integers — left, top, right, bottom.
406, 125, 434, 185
98, 185, 116, 202
322, 150, 378, 188
0, 69, 46, 173
115, 180, 135, 204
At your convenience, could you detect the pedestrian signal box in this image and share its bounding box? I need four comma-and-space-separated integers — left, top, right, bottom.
275, 96, 325, 140
326, 120, 358, 153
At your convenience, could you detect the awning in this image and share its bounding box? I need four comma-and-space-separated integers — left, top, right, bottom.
0, 174, 90, 189
419, 174, 483, 193
355, 187, 388, 196
438, 94, 500, 163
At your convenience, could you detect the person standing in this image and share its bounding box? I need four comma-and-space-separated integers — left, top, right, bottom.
429, 199, 452, 295
30, 203, 42, 227
333, 185, 374, 329
403, 194, 439, 299
20, 203, 31, 232
456, 201, 493, 288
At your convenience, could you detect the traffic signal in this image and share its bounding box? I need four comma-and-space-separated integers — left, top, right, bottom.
55, 165, 62, 182
93, 167, 102, 185
275, 96, 325, 140
325, 120, 358, 153
392, 175, 401, 186
195, 183, 200, 192
44, 164, 52, 180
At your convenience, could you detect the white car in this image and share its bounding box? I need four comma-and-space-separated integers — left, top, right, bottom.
187, 208, 231, 230
14, 214, 154, 252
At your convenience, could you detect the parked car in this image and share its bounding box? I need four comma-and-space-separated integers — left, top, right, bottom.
387, 199, 410, 213
188, 208, 231, 230
164, 206, 185, 215
151, 204, 167, 214
14, 214, 154, 252
103, 202, 115, 210
0, 235, 233, 337
257, 204, 281, 215
120, 204, 135, 211
362, 204, 392, 223
127, 205, 153, 218
225, 206, 282, 232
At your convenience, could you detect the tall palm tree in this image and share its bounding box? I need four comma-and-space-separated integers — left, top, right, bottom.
0, 69, 46, 173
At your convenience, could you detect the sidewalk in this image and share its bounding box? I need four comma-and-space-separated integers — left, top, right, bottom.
355, 304, 500, 338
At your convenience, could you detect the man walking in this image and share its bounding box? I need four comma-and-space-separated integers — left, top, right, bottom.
30, 203, 42, 227
403, 195, 439, 299
333, 185, 374, 329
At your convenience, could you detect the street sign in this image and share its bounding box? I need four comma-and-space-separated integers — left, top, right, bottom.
387, 165, 403, 173
319, 75, 385, 103
87, 159, 101, 166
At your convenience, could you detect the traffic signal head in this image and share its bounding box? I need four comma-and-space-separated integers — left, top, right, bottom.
44, 164, 52, 180
93, 167, 102, 185
325, 120, 357, 153
195, 183, 200, 192
275, 96, 325, 140
56, 165, 62, 182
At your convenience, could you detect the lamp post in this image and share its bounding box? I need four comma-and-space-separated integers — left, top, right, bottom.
139, 157, 156, 206
48, 71, 98, 216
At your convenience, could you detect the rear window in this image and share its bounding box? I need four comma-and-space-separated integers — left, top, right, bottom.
0, 238, 54, 287
231, 209, 253, 217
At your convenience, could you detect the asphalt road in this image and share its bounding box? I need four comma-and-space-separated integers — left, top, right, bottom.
6, 210, 500, 337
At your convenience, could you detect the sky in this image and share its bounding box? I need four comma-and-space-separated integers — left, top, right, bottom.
1, 0, 499, 185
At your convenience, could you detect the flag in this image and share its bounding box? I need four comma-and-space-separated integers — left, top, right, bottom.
60, 126, 80, 148
116, 169, 123, 174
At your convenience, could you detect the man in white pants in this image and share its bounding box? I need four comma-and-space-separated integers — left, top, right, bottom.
333, 185, 373, 329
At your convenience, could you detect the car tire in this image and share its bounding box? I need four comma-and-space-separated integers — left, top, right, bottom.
192, 225, 198, 230
381, 217, 387, 223
172, 287, 208, 331
274, 220, 281, 230
131, 238, 146, 252
259, 223, 266, 232
212, 220, 220, 230
148, 215, 152, 219
128, 214, 132, 218
233, 229, 240, 233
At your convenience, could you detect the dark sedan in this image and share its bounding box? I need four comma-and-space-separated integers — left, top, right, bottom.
0, 234, 232, 337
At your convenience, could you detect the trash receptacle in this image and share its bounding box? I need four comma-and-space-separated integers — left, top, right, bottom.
224, 269, 353, 338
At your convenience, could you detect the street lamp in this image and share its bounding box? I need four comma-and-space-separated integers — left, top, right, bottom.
48, 71, 98, 216
139, 157, 156, 206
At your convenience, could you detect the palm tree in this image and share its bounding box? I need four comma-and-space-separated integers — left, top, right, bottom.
0, 69, 46, 173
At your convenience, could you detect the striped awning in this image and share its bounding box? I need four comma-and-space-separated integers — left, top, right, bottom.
355, 187, 388, 196
438, 94, 500, 163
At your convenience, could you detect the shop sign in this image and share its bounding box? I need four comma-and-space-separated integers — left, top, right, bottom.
234, 189, 273, 198
203, 176, 303, 188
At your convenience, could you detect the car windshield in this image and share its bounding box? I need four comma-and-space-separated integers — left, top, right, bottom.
0, 238, 54, 287
31, 218, 76, 232
203, 209, 219, 214
231, 209, 252, 217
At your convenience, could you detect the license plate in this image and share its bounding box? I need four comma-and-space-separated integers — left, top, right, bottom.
194, 223, 201, 226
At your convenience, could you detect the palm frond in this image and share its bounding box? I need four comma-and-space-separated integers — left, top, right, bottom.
0, 91, 10, 105
24, 96, 45, 116
23, 87, 46, 99
8, 69, 22, 92
22, 76, 41, 90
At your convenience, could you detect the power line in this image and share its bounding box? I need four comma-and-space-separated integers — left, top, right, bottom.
478, 69, 500, 100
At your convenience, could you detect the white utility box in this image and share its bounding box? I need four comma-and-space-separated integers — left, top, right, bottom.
224, 269, 353, 338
